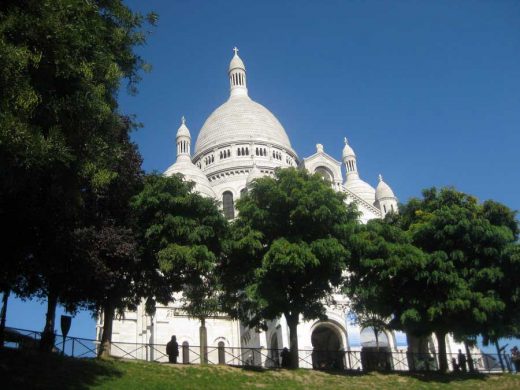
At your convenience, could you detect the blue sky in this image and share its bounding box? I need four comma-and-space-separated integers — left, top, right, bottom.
6, 0, 520, 352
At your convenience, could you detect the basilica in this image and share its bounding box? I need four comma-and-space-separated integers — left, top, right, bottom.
97, 49, 469, 369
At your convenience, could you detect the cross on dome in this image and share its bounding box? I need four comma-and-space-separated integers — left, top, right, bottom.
233, 47, 239, 55
181, 115, 186, 125
344, 137, 348, 144
379, 174, 383, 182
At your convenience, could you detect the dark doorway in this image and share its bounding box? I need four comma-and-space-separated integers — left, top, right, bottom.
311, 324, 344, 369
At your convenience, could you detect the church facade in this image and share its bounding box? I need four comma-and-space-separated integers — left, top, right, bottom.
97, 49, 468, 369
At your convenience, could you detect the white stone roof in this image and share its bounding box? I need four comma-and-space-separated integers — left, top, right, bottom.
177, 116, 190, 137
194, 95, 294, 156
344, 176, 376, 205
164, 159, 217, 198
375, 175, 396, 200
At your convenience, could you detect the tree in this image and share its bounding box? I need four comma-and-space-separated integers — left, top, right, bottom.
351, 188, 520, 372
221, 168, 359, 368
132, 174, 228, 359
0, 0, 156, 351
346, 217, 466, 372
72, 119, 144, 357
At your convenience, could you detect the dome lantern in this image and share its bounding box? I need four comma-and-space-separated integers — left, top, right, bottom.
229, 47, 248, 97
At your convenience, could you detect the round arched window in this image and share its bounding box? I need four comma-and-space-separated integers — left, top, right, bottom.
315, 166, 333, 182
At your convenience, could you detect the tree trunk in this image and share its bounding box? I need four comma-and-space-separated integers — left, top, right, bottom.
0, 289, 10, 348
464, 341, 474, 373
98, 302, 114, 358
435, 331, 448, 373
286, 313, 299, 369
495, 341, 505, 372
40, 292, 58, 352
200, 317, 207, 364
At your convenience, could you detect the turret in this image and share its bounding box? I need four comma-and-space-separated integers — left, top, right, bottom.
375, 174, 398, 217
342, 138, 358, 179
176, 116, 191, 161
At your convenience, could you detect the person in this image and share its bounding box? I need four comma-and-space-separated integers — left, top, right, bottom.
166, 335, 179, 363
511, 346, 520, 373
281, 347, 290, 368
458, 349, 467, 372
452, 357, 460, 372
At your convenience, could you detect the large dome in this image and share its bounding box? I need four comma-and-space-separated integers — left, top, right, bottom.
194, 95, 293, 155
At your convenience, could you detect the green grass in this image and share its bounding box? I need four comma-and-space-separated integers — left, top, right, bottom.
1, 348, 519, 390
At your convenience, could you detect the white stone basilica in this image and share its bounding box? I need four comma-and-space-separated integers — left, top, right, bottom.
98, 49, 470, 369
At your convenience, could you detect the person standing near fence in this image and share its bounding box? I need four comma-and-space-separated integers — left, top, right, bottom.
166, 335, 179, 363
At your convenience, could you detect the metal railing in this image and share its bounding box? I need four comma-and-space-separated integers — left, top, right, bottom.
3, 327, 515, 373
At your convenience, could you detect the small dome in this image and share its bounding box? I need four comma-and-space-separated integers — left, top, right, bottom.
376, 174, 396, 200
229, 47, 245, 71
342, 137, 355, 159
164, 159, 216, 198
246, 163, 264, 186
177, 116, 190, 138
345, 176, 376, 204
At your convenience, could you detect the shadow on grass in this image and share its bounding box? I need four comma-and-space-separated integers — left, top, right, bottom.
0, 348, 122, 390
239, 364, 496, 384
311, 367, 491, 383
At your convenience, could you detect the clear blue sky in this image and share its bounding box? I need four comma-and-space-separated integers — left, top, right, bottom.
7, 0, 520, 352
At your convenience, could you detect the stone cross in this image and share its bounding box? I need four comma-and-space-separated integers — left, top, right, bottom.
233, 47, 239, 55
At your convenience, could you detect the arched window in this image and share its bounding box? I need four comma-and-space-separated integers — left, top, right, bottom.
222, 191, 234, 220
391, 204, 394, 212
383, 204, 387, 213
182, 341, 190, 364
315, 166, 333, 182
237, 148, 241, 156
218, 341, 226, 364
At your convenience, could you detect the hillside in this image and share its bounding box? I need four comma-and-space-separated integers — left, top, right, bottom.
1, 349, 519, 389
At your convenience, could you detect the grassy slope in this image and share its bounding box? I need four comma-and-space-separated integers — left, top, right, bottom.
1, 349, 519, 390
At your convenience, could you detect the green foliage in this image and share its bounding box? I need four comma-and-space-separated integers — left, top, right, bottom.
222, 168, 360, 367
347, 187, 520, 371
0, 0, 155, 350
132, 174, 228, 319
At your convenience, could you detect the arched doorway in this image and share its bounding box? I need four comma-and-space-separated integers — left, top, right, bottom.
360, 327, 393, 371
311, 324, 344, 369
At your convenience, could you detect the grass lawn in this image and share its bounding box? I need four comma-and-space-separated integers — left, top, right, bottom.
1, 348, 519, 389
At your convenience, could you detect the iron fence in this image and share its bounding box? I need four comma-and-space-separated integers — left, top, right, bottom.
2, 327, 514, 373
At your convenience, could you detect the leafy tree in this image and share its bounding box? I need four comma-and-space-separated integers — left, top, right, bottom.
132, 174, 228, 357
0, 0, 156, 351
350, 188, 520, 372
221, 168, 359, 368
72, 119, 144, 357
346, 218, 466, 372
